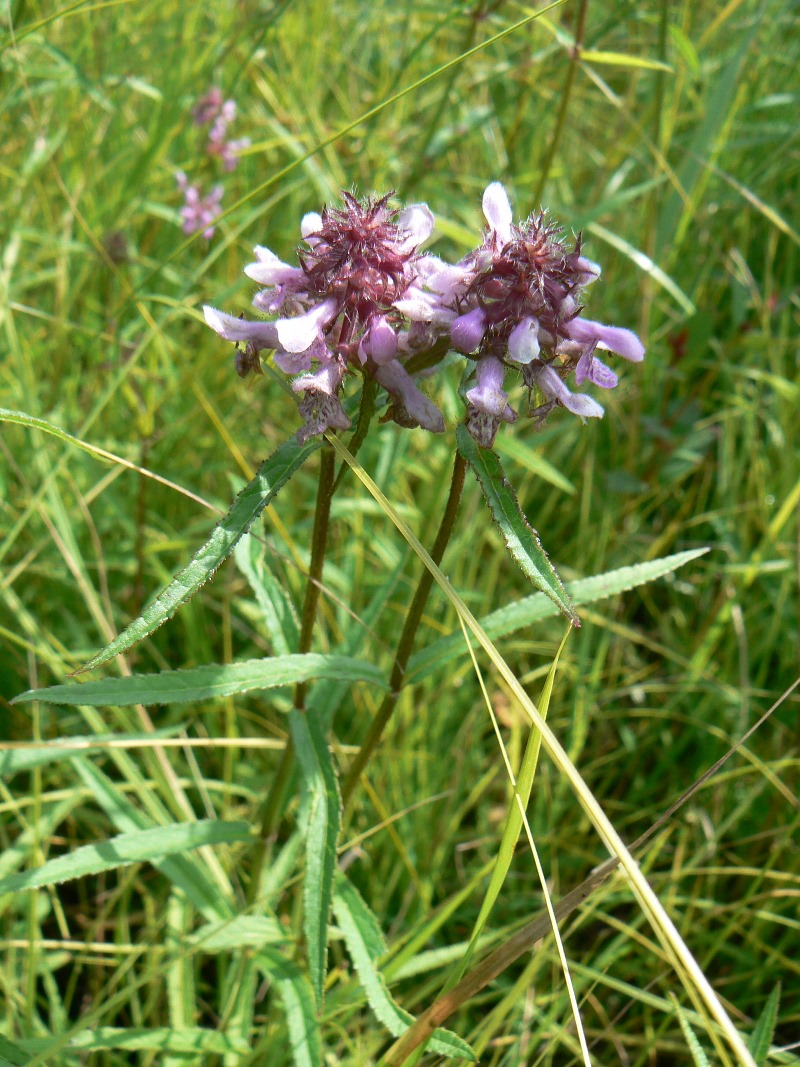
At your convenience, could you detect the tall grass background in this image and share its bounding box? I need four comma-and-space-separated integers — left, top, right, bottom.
1, 0, 798, 1063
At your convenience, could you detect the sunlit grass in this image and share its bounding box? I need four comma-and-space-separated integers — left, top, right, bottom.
1, 0, 799, 1063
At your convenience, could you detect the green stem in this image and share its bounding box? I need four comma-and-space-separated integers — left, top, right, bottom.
333, 376, 377, 494
247, 380, 378, 903
532, 0, 590, 206
341, 451, 467, 808
247, 443, 336, 902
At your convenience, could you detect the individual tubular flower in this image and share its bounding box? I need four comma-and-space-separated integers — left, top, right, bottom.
464, 356, 517, 448
451, 182, 644, 445
203, 191, 452, 441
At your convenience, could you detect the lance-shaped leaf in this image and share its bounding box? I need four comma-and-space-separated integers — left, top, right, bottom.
456, 424, 578, 624
333, 873, 476, 1061
0, 820, 251, 895
73, 436, 321, 675
291, 709, 341, 1007
406, 548, 708, 683
13, 654, 388, 707
257, 948, 322, 1067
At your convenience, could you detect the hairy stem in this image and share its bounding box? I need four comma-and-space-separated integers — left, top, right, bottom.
247, 443, 336, 902
341, 451, 467, 807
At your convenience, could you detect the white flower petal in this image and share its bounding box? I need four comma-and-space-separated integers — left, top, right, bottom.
482, 182, 513, 245
301, 212, 323, 240
507, 317, 541, 364
275, 298, 337, 353
202, 306, 278, 349
244, 249, 303, 286
397, 203, 435, 251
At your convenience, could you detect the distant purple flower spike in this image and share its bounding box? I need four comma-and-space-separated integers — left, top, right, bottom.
193, 88, 223, 126
176, 173, 223, 239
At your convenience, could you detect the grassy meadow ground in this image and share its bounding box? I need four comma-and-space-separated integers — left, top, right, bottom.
1, 0, 799, 1063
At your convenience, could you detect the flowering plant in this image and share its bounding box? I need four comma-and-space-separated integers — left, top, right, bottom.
18, 181, 660, 1066
204, 182, 643, 446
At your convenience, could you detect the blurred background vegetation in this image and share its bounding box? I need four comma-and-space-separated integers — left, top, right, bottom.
1, 0, 798, 1062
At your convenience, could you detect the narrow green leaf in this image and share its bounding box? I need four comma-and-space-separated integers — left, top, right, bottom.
257, 948, 322, 1067
748, 984, 780, 1066
654, 30, 752, 259
0, 820, 251, 895
333, 873, 476, 1061
73, 435, 321, 674
0, 1034, 30, 1066
15, 654, 387, 707
0, 728, 181, 776
291, 709, 341, 1007
20, 1029, 249, 1055
407, 548, 708, 683
494, 435, 576, 495
449, 631, 569, 988
457, 424, 577, 623
74, 759, 235, 921
189, 916, 287, 951
580, 48, 673, 71
671, 994, 711, 1067
234, 533, 299, 655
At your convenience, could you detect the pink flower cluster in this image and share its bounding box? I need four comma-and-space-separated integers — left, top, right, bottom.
176, 88, 251, 241
203, 184, 644, 445
193, 88, 251, 173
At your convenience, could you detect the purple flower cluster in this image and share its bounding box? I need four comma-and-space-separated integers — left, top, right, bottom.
175, 172, 223, 239
176, 88, 251, 242
203, 183, 644, 445
193, 88, 251, 173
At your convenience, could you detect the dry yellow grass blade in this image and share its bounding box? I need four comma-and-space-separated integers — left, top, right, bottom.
327, 432, 756, 1067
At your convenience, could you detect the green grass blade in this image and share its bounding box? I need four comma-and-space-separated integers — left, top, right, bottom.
333, 873, 476, 1061
20, 1029, 249, 1055
0, 729, 181, 775
448, 630, 569, 987
291, 709, 341, 1007
257, 948, 322, 1067
456, 424, 578, 625
0, 1033, 31, 1066
73, 435, 321, 674
407, 548, 709, 682
234, 533, 299, 655
671, 994, 712, 1067
14, 654, 389, 707
189, 916, 287, 951
0, 820, 251, 895
74, 759, 235, 921
748, 984, 781, 1066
